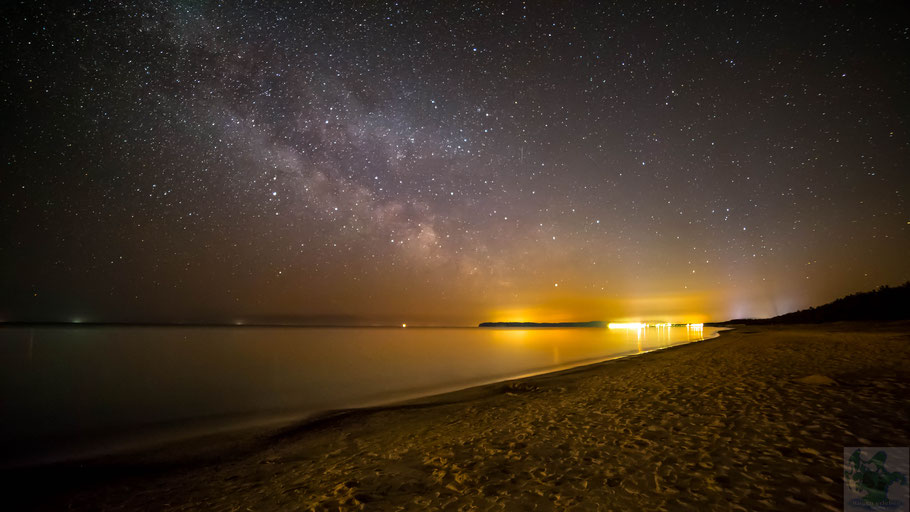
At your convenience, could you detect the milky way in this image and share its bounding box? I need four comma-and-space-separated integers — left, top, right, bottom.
2, 2, 908, 324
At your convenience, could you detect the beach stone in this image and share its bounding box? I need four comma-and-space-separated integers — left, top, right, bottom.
353, 493, 375, 503
795, 374, 836, 385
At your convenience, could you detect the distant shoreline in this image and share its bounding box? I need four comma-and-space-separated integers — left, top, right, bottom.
0, 322, 471, 329
478, 321, 607, 328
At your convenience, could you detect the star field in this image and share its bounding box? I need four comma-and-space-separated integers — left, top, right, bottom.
2, 1, 908, 324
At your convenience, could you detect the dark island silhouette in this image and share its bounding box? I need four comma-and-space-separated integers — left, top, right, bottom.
710, 282, 910, 325
479, 321, 607, 328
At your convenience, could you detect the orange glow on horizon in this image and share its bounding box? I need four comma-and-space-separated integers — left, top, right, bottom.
483, 292, 713, 326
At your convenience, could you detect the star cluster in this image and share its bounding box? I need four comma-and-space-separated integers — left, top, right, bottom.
2, 1, 908, 324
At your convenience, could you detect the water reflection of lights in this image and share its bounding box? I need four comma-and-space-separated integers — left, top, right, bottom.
601, 322, 710, 352
686, 323, 703, 341
609, 322, 702, 329
489, 328, 530, 342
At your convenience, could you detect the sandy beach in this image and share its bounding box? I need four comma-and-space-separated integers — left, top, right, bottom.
7, 323, 910, 511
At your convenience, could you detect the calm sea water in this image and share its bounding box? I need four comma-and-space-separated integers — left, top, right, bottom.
0, 324, 719, 466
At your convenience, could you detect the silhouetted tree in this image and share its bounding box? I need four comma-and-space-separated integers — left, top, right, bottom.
719, 282, 910, 324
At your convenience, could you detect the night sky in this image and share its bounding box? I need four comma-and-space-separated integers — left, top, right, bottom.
2, 2, 908, 325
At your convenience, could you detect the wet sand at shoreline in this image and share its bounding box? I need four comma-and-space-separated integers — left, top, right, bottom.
7, 323, 910, 510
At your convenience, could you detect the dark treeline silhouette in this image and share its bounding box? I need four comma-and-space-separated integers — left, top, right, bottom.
479, 321, 607, 328
712, 282, 910, 325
